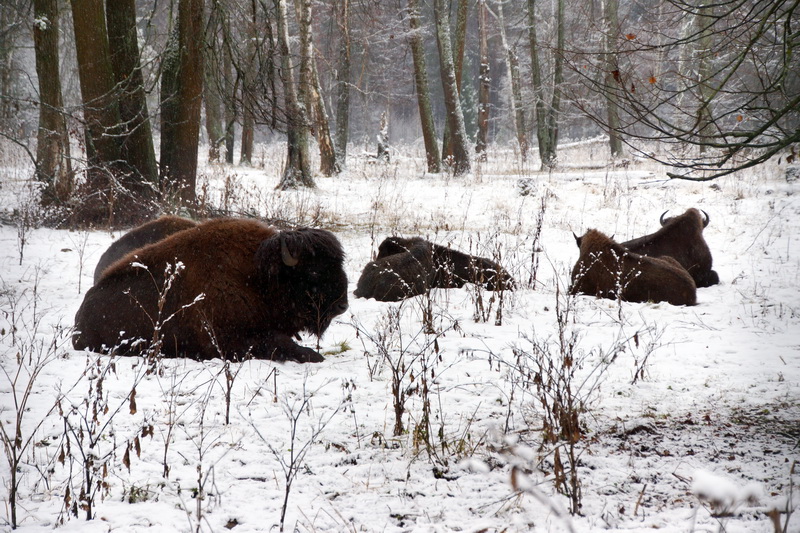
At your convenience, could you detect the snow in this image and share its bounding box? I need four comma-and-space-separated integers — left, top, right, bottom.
1, 143, 798, 532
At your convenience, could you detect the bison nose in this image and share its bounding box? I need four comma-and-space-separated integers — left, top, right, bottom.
336, 301, 349, 314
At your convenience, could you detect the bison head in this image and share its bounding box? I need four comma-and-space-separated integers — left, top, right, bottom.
660, 208, 709, 228
256, 228, 349, 338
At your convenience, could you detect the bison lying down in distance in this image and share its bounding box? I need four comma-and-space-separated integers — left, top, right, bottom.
74, 218, 349, 363
354, 236, 515, 302
622, 208, 719, 288
570, 229, 696, 306
93, 215, 198, 284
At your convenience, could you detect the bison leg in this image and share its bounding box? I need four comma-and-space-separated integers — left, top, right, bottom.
232, 332, 325, 363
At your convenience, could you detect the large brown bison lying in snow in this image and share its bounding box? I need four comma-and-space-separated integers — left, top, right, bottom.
73, 218, 349, 363
354, 236, 515, 302
570, 229, 696, 306
93, 215, 198, 284
622, 208, 719, 288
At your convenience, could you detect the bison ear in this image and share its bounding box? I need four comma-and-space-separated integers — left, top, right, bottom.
256, 231, 301, 277
280, 233, 299, 267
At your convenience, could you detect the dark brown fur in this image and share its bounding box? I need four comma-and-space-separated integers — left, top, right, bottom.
622, 208, 719, 287
74, 218, 349, 363
570, 229, 696, 306
354, 236, 515, 301
93, 216, 198, 284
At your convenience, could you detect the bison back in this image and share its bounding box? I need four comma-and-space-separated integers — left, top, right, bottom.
93, 216, 198, 284
354, 247, 433, 301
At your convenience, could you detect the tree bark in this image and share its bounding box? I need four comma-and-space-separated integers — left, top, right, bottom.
476, 0, 490, 159
603, 0, 623, 158
33, 0, 73, 204
106, 0, 158, 189
407, 0, 440, 173
441, 0, 469, 161
295, 0, 339, 176
160, 0, 204, 207
433, 0, 471, 176
70, 0, 134, 224
223, 47, 238, 164
495, 0, 527, 162
275, 0, 314, 189
334, 0, 350, 167
528, 0, 564, 170
240, 2, 257, 166
694, 5, 714, 155
204, 4, 224, 163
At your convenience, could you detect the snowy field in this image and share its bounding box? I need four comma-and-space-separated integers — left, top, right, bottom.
1, 141, 798, 532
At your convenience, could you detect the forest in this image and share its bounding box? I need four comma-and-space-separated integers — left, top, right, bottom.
0, 0, 798, 532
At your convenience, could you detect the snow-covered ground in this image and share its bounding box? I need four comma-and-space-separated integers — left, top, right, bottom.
1, 142, 798, 532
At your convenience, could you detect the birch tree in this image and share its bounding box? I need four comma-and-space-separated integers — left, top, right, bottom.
275, 0, 314, 189
334, 0, 350, 166
528, 0, 564, 170
441, 0, 469, 161
603, 0, 623, 158
476, 0, 490, 159
296, 0, 339, 176
433, 0, 471, 176
494, 0, 528, 162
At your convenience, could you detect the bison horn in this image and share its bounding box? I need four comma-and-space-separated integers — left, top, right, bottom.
280, 233, 299, 267
659, 210, 669, 226
700, 209, 710, 228
572, 232, 582, 248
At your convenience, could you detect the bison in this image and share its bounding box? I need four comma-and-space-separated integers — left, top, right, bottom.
93, 215, 198, 284
354, 236, 515, 302
622, 208, 719, 287
73, 218, 349, 363
570, 229, 696, 306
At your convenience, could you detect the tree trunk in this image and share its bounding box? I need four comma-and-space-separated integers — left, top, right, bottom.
441, 0, 469, 161
240, 3, 257, 166
204, 6, 224, 163
160, 0, 204, 207
204, 71, 224, 163
334, 0, 350, 167
528, 0, 563, 170
70, 0, 132, 224
160, 29, 179, 176
223, 49, 237, 164
495, 0, 528, 162
240, 90, 254, 165
433, 0, 471, 176
476, 0, 490, 160
275, 0, 314, 189
106, 0, 158, 190
407, 0, 440, 173
0, 3, 22, 127
33, 0, 73, 204
295, 0, 339, 176
603, 0, 623, 158
695, 5, 714, 154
